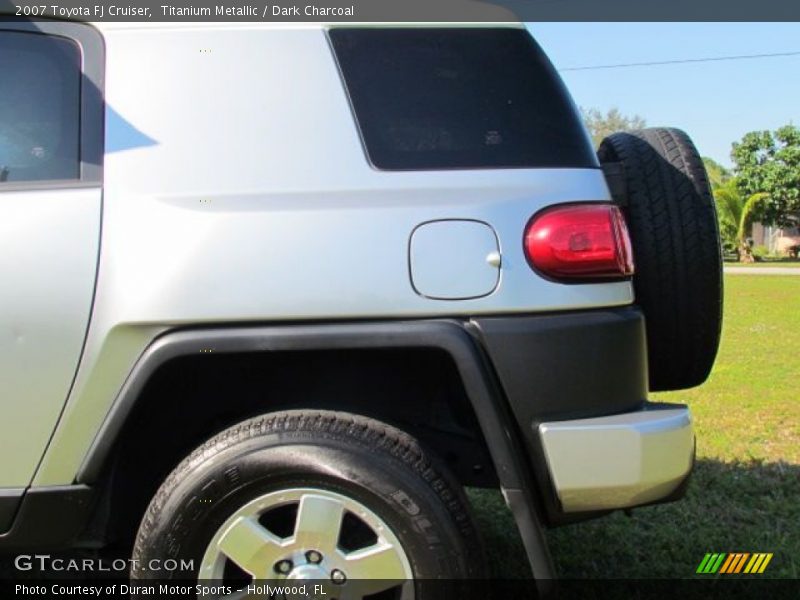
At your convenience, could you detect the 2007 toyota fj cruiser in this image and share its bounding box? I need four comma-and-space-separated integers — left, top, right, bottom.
0, 19, 722, 596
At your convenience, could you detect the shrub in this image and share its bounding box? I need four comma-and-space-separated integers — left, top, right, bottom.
751, 245, 770, 261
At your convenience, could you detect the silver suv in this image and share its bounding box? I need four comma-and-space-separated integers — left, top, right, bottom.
0, 20, 722, 593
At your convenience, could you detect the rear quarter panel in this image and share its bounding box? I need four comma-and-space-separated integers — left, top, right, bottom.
34, 25, 632, 485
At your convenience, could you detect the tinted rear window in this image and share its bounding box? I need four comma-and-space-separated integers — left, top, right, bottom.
329, 28, 597, 171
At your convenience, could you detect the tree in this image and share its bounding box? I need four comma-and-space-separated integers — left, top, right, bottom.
713, 178, 769, 262
581, 107, 646, 148
702, 157, 732, 188
731, 124, 800, 227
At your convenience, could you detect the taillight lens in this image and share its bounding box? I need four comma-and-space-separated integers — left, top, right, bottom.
524, 204, 634, 280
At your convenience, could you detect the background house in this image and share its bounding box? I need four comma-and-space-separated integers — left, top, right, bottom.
751, 219, 800, 254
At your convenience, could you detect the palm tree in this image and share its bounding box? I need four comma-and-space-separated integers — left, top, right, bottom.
713, 178, 769, 262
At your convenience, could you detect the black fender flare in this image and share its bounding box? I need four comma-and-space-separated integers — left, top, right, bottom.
76, 320, 556, 583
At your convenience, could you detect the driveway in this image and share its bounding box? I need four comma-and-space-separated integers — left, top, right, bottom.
724, 267, 800, 275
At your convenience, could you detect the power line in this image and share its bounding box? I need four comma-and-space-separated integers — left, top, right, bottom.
560, 50, 800, 72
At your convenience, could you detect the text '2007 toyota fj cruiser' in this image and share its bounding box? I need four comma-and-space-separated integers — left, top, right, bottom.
0, 19, 722, 596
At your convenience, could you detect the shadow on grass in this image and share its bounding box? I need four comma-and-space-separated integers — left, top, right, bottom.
468, 458, 800, 580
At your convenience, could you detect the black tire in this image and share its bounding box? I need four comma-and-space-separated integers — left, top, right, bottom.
598, 128, 722, 391
131, 410, 487, 592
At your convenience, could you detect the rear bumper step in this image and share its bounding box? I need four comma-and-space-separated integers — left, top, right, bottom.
538, 404, 694, 512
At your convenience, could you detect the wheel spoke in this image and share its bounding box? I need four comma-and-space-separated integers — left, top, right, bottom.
217, 516, 286, 577
344, 542, 409, 588
292, 493, 345, 553
199, 487, 413, 597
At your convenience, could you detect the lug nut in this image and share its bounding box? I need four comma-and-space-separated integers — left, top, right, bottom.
275, 559, 293, 574
306, 550, 323, 564
331, 569, 347, 585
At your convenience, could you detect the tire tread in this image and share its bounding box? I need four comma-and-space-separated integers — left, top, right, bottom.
598, 127, 722, 391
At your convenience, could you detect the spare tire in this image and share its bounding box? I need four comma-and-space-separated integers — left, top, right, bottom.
598, 128, 722, 392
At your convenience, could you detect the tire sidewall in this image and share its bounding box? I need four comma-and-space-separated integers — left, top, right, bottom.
133, 432, 474, 582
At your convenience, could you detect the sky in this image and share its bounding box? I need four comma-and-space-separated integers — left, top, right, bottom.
526, 23, 800, 168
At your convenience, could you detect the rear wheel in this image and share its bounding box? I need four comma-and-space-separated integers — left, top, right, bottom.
598, 127, 723, 391
199, 486, 413, 598
131, 410, 486, 597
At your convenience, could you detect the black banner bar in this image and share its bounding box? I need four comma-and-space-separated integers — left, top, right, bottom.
4, 579, 800, 599
2, 0, 800, 23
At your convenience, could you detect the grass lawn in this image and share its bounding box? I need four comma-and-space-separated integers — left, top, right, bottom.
469, 275, 800, 579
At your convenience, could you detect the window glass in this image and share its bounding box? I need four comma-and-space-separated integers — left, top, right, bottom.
329, 28, 597, 170
0, 31, 81, 183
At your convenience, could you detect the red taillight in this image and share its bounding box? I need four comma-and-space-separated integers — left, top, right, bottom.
524, 204, 634, 280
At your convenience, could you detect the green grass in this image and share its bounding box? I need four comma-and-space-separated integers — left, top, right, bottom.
470, 275, 800, 579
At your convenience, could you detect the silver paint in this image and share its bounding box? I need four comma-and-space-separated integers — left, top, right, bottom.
0, 187, 100, 486
539, 407, 695, 512
0, 25, 634, 489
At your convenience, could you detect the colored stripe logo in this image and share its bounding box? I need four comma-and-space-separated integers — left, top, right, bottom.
696, 552, 773, 574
